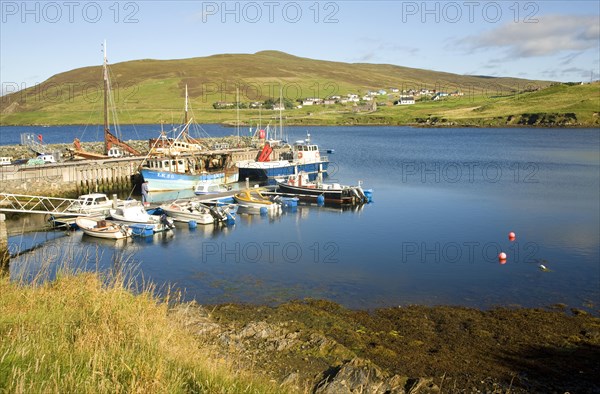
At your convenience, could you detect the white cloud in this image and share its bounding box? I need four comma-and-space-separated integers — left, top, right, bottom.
458, 15, 599, 57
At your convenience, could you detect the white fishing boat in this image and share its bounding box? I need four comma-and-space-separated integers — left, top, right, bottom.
109, 200, 174, 232
75, 217, 132, 239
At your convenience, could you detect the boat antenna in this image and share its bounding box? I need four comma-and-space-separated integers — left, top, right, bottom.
103, 39, 110, 154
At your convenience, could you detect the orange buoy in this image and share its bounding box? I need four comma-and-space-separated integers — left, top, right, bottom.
508, 231, 516, 241
498, 252, 507, 262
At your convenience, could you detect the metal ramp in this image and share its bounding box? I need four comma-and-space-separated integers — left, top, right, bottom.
0, 193, 96, 217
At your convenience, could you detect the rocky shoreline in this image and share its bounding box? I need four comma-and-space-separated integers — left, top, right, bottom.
0, 136, 255, 161
177, 300, 599, 393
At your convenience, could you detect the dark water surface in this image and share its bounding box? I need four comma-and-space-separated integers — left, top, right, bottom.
5, 126, 600, 310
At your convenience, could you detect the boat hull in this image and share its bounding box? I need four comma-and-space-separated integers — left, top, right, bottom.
75, 217, 132, 239
277, 183, 355, 205
160, 204, 215, 224
237, 161, 329, 184
141, 169, 239, 192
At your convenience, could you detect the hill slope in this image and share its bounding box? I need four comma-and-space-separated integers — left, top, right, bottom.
1, 50, 596, 126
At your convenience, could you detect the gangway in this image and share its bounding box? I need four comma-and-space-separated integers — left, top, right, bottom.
0, 193, 106, 217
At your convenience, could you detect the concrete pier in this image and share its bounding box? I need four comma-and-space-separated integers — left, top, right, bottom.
0, 214, 8, 272
0, 147, 278, 197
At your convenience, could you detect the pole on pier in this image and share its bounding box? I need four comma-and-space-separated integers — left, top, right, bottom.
0, 214, 9, 273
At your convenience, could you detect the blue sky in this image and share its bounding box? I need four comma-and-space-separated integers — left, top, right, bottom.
1, 1, 599, 94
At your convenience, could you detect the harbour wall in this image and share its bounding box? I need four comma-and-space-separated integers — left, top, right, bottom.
0, 148, 278, 197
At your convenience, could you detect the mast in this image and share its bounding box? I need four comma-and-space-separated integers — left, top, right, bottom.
183, 84, 189, 137
103, 40, 109, 154
236, 87, 240, 143
279, 86, 283, 141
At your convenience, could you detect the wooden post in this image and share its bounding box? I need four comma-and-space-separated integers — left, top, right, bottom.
0, 214, 9, 273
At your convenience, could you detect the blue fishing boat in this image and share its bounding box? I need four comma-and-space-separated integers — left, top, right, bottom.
236, 133, 329, 184
139, 86, 239, 192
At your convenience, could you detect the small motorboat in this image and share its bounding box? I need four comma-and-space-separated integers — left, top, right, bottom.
75, 217, 132, 239
277, 172, 371, 205
234, 188, 281, 214
193, 183, 231, 195
160, 200, 216, 224
67, 193, 116, 216
109, 200, 174, 232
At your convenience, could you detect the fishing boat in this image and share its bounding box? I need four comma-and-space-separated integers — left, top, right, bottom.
139, 86, 239, 192
276, 172, 372, 205
236, 132, 329, 184
109, 200, 174, 232
69, 41, 140, 160
233, 188, 280, 214
75, 217, 132, 239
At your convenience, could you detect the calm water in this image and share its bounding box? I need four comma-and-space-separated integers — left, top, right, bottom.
5, 126, 600, 310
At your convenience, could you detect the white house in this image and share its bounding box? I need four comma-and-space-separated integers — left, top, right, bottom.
396, 96, 415, 105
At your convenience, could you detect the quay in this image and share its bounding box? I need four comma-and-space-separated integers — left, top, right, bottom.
0, 147, 289, 197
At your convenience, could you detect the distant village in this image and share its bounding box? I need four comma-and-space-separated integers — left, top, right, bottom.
213, 87, 465, 111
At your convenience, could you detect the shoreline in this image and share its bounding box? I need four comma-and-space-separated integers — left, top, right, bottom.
0, 121, 596, 128
191, 298, 600, 393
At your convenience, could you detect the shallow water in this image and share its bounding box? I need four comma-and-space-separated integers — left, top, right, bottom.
5, 126, 600, 310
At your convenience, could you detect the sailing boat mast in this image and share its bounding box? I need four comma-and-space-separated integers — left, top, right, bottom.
103, 40, 110, 154
184, 84, 189, 132
236, 87, 240, 143
278, 86, 283, 141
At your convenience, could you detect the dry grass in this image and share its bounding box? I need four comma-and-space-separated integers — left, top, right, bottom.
0, 250, 285, 394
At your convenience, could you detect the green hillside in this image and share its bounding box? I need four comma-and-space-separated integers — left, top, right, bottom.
1, 50, 597, 126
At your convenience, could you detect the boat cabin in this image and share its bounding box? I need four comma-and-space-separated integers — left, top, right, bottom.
292, 141, 321, 164
144, 157, 190, 174
0, 157, 13, 166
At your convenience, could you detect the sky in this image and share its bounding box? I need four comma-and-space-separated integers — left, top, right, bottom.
1, 0, 599, 95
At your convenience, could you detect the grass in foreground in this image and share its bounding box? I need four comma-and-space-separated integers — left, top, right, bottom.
0, 269, 282, 394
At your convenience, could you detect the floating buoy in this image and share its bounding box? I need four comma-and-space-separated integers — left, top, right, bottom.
508, 231, 516, 241
259, 207, 268, 215
316, 195, 325, 206
498, 252, 507, 262
188, 220, 197, 229
539, 264, 549, 271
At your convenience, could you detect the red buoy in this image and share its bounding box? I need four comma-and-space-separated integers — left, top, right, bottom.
508, 231, 516, 241
498, 252, 507, 262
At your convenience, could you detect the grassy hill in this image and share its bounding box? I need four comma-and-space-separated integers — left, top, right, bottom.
1, 50, 597, 126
